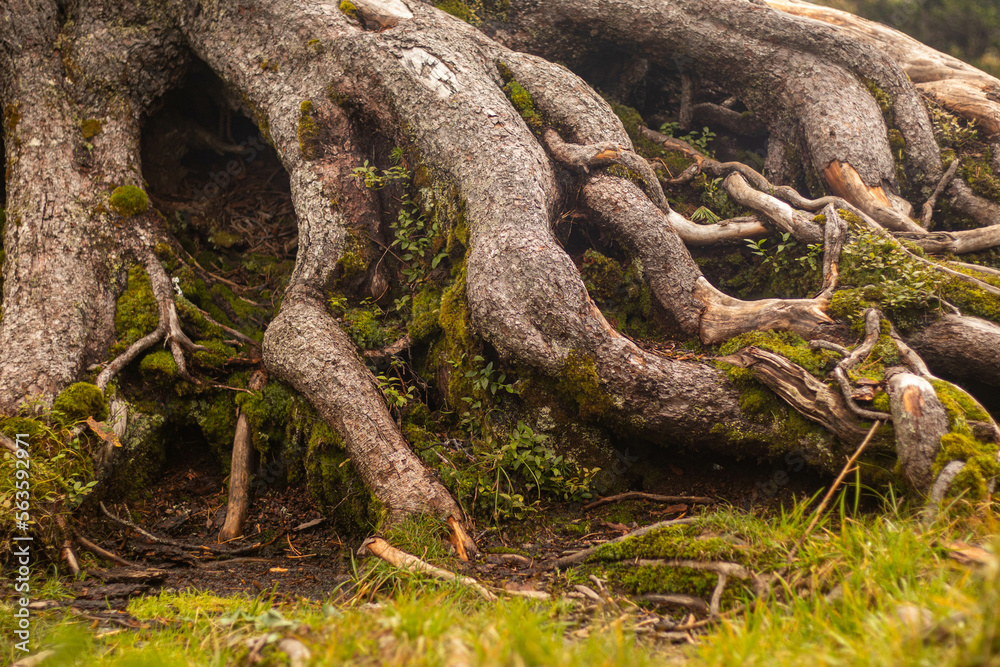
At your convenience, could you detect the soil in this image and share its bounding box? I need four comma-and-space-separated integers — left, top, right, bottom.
37, 437, 841, 630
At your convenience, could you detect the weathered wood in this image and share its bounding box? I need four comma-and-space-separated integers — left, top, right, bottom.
886, 369, 951, 491
218, 370, 268, 542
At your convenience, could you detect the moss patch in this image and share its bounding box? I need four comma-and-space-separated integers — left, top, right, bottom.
80, 118, 103, 139
109, 185, 149, 216
298, 100, 320, 161
718, 330, 837, 379
556, 349, 614, 420
339, 0, 358, 19
52, 382, 107, 424
112, 266, 159, 356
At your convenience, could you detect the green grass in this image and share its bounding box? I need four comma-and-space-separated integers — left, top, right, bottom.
3, 496, 998, 665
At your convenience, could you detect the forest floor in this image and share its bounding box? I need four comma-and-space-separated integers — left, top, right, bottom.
4, 447, 999, 666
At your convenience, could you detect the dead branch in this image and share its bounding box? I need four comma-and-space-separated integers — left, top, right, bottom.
100, 502, 270, 556
582, 492, 713, 511
359, 537, 496, 600
75, 534, 137, 568
543, 518, 696, 569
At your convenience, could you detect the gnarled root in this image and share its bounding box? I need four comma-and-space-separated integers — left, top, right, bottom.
96, 239, 207, 392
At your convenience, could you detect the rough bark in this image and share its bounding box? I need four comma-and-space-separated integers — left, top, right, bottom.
908, 316, 1000, 388
886, 369, 950, 491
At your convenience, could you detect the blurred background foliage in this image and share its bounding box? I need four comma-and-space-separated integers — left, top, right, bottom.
814, 0, 1000, 76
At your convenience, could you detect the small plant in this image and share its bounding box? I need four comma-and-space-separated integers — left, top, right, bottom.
376, 359, 417, 412
658, 122, 717, 155
930, 105, 979, 149
691, 206, 721, 224
351, 160, 409, 189
449, 421, 599, 522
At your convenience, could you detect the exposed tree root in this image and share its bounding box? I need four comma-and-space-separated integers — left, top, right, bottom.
719, 347, 868, 445
96, 241, 207, 392
826, 309, 893, 422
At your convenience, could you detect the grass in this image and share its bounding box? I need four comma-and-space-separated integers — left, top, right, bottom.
2, 495, 998, 666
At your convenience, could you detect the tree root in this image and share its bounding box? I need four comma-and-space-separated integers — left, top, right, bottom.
825, 309, 893, 422
96, 245, 206, 392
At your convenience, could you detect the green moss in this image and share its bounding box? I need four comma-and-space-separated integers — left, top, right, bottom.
408, 285, 443, 343
612, 563, 722, 599
80, 118, 103, 139
812, 214, 827, 225
934, 432, 1000, 501
192, 340, 239, 369
604, 163, 649, 189
339, 0, 358, 18
236, 382, 295, 457
580, 250, 625, 301
502, 78, 544, 133
52, 382, 107, 423
298, 100, 320, 161
931, 379, 991, 428
718, 330, 837, 378
863, 78, 894, 120
343, 307, 395, 350
589, 523, 744, 563
209, 230, 241, 249
872, 391, 891, 413
959, 150, 1000, 203
304, 421, 381, 534
109, 185, 149, 216
888, 128, 906, 152
139, 350, 178, 378
556, 349, 614, 420
335, 234, 368, 286
113, 266, 159, 356
435, 0, 480, 24
940, 278, 1000, 323
194, 393, 238, 465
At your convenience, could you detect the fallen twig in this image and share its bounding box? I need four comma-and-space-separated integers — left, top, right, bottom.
76, 534, 136, 568
786, 420, 883, 564
100, 502, 272, 557
359, 537, 496, 600
583, 492, 713, 511
544, 518, 696, 569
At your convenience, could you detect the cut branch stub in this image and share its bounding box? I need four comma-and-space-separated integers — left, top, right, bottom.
886, 368, 950, 491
